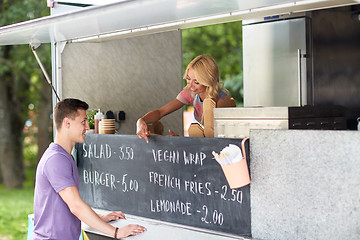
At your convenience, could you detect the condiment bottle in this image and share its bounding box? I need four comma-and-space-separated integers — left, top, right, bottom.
94, 109, 103, 134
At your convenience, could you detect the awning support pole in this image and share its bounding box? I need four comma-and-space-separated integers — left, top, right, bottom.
30, 43, 61, 101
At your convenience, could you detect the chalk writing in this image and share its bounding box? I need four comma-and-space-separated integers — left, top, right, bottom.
152, 149, 180, 164
118, 146, 134, 160
82, 143, 111, 159
200, 205, 224, 226
150, 199, 192, 215
83, 169, 116, 190
119, 174, 138, 192
184, 179, 211, 196
183, 151, 206, 166
149, 171, 181, 190
219, 185, 243, 204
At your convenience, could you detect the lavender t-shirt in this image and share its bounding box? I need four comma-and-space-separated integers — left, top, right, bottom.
31, 143, 80, 240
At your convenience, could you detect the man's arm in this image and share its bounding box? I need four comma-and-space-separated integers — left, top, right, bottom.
59, 186, 146, 238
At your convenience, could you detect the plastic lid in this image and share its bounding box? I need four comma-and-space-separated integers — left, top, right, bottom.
95, 109, 103, 119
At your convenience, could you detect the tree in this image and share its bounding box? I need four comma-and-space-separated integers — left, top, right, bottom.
0, 0, 51, 188
182, 21, 243, 106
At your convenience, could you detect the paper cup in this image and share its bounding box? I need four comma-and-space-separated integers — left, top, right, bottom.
100, 119, 115, 134
102, 129, 115, 134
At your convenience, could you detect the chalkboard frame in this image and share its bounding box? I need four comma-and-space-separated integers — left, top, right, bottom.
76, 134, 251, 237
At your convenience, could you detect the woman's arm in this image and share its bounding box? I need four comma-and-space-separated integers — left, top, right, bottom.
203, 95, 235, 138
203, 98, 216, 138
137, 99, 184, 142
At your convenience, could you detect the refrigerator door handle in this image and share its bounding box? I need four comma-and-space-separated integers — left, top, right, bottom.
297, 49, 303, 106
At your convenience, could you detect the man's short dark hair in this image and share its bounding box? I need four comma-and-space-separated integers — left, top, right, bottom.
54, 98, 89, 130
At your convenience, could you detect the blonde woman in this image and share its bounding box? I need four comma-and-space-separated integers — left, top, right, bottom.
136, 55, 235, 142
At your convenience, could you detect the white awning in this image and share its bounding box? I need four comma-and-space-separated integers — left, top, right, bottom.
54, 0, 126, 5
0, 0, 358, 46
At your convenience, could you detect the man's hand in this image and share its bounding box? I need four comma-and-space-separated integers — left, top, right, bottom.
100, 211, 126, 222
117, 224, 147, 238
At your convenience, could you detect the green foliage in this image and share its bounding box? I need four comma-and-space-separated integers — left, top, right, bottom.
23, 129, 39, 168
87, 109, 97, 129
0, 0, 48, 25
0, 0, 51, 122
182, 21, 243, 106
223, 74, 243, 107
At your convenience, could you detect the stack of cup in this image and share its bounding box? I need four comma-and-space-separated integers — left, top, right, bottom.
100, 119, 115, 134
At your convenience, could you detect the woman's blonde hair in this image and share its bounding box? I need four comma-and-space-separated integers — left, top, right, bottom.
183, 55, 226, 100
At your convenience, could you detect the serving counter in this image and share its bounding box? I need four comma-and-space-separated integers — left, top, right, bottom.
250, 129, 360, 240
75, 130, 360, 240
82, 211, 251, 240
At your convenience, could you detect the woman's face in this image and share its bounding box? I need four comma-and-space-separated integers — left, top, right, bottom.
186, 68, 207, 98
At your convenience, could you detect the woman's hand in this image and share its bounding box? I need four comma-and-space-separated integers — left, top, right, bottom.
167, 129, 179, 136
136, 118, 150, 143
100, 211, 126, 222
117, 224, 147, 238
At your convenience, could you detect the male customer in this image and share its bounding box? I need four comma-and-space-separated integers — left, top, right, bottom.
31, 98, 146, 240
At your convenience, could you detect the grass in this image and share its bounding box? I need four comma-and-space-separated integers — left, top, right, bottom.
0, 167, 35, 240
0, 134, 37, 240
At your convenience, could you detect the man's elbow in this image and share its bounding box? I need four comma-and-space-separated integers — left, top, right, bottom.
67, 200, 83, 217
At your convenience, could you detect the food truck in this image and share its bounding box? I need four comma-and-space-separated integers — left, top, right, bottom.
0, 0, 359, 239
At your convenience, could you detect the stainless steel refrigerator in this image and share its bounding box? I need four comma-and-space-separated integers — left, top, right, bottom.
243, 15, 311, 107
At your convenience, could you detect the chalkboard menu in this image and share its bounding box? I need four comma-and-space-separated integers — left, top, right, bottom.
76, 135, 251, 237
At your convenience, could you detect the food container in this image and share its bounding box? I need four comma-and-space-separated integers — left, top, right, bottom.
214, 138, 250, 189
100, 119, 115, 134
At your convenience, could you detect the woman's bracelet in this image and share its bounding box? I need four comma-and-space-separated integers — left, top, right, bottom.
114, 227, 119, 240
